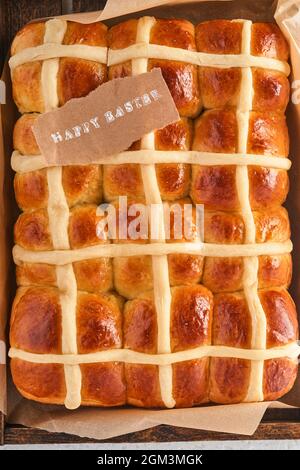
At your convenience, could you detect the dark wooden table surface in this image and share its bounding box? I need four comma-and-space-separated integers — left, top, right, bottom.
1, 0, 300, 445
2, 408, 300, 444
0, 0, 108, 71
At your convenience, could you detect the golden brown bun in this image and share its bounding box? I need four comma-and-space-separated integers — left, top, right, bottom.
173, 359, 210, 407
109, 18, 202, 117
11, 358, 127, 407
204, 207, 290, 244
209, 358, 251, 403
192, 109, 289, 156
69, 205, 109, 249
198, 68, 289, 112
155, 119, 192, 201
251, 23, 289, 60
10, 288, 126, 407
210, 288, 297, 403
196, 20, 244, 54
76, 292, 122, 353
11, 359, 67, 405
202, 207, 291, 292
16, 262, 57, 288
11, 21, 107, 113
191, 110, 289, 210
14, 209, 53, 251
195, 21, 289, 111
15, 206, 291, 295
10, 287, 62, 354
10, 288, 123, 354
103, 164, 144, 202
263, 358, 298, 401
13, 114, 103, 210
103, 118, 192, 202
15, 165, 102, 211
114, 256, 153, 299
13, 114, 40, 155
124, 296, 157, 353
10, 18, 297, 408
195, 20, 288, 59
213, 289, 298, 349
202, 254, 292, 294
11, 285, 297, 406
16, 259, 113, 294
14, 204, 110, 250
80, 363, 126, 406
171, 285, 213, 352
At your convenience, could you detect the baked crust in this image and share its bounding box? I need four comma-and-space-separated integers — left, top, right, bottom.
11, 21, 108, 113
9, 17, 298, 408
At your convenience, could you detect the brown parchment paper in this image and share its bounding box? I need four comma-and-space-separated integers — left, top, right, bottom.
1, 0, 300, 439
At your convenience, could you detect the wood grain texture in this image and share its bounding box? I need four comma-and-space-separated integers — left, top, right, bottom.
0, 0, 62, 71
4, 409, 300, 444
72, 0, 107, 13
5, 422, 300, 444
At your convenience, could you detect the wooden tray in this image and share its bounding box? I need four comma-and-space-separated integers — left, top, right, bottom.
1, 0, 300, 445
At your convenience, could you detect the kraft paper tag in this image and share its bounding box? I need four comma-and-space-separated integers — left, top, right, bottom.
33, 69, 179, 165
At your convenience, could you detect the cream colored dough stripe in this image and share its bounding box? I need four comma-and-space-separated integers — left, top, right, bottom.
41, 19, 67, 111
56, 264, 81, 410
108, 43, 290, 75
11, 150, 291, 173
132, 16, 174, 409
47, 172, 81, 410
43, 19, 81, 411
13, 240, 293, 266
9, 32, 288, 75
46, 168, 70, 249
9, 44, 107, 70
236, 20, 266, 403
9, 342, 300, 366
